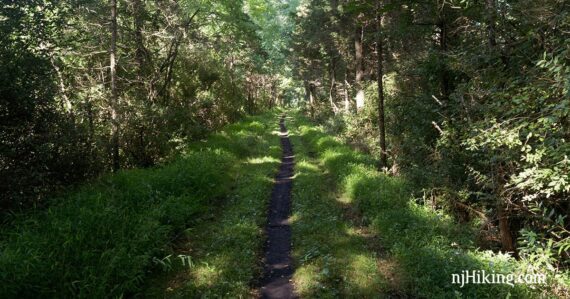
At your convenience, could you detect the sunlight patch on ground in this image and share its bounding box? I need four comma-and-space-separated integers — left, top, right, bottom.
336, 194, 353, 205
191, 261, 221, 288
287, 213, 300, 224
296, 160, 319, 172
346, 253, 382, 289
345, 226, 366, 237
292, 263, 322, 296
246, 156, 279, 165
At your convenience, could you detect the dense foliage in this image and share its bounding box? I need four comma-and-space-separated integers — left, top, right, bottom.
290, 111, 567, 297
0, 112, 281, 297
0, 0, 293, 212
1, 0, 569, 297
289, 0, 569, 278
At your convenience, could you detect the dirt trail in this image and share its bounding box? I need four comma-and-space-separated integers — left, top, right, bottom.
260, 115, 296, 299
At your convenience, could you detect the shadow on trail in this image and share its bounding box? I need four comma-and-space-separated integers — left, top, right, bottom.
284, 117, 403, 298
290, 158, 402, 298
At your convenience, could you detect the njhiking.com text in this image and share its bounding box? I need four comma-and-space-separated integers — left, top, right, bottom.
452, 270, 546, 288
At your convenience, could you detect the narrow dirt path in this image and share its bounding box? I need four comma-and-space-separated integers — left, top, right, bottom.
260, 115, 296, 299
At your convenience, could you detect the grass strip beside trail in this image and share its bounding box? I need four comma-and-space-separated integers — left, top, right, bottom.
287, 114, 390, 298
288, 111, 567, 299
0, 112, 282, 298
143, 112, 283, 298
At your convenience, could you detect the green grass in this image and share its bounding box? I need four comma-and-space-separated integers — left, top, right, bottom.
287, 114, 390, 298
288, 111, 568, 299
2, 110, 567, 298
0, 112, 283, 298
143, 115, 283, 298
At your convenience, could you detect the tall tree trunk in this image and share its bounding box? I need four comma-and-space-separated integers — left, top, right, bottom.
309, 84, 315, 117
329, 56, 339, 114
110, 0, 120, 171
133, 0, 152, 166
304, 79, 314, 118
133, 0, 154, 101
133, 0, 148, 76
486, 0, 509, 68
354, 22, 365, 111
331, 0, 338, 12
496, 165, 516, 253
376, 0, 387, 168
498, 202, 515, 253
344, 70, 350, 112
486, 0, 497, 49
49, 56, 73, 114
156, 9, 198, 103
269, 80, 276, 109
437, 7, 450, 102
247, 86, 253, 114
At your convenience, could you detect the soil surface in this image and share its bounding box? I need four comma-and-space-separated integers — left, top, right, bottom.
260, 115, 296, 299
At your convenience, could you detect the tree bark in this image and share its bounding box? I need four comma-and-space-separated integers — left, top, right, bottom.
437, 4, 450, 103
110, 0, 120, 171
157, 9, 199, 103
354, 21, 365, 111
304, 79, 314, 117
343, 70, 351, 112
329, 56, 339, 114
496, 165, 516, 254
133, 0, 153, 166
309, 83, 315, 117
376, 0, 387, 168
49, 56, 73, 114
486, 0, 497, 49
133, 0, 149, 76
498, 203, 515, 253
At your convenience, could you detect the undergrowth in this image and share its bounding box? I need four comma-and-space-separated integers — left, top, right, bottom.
288, 114, 389, 297
0, 112, 282, 298
292, 111, 569, 298
143, 113, 283, 297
